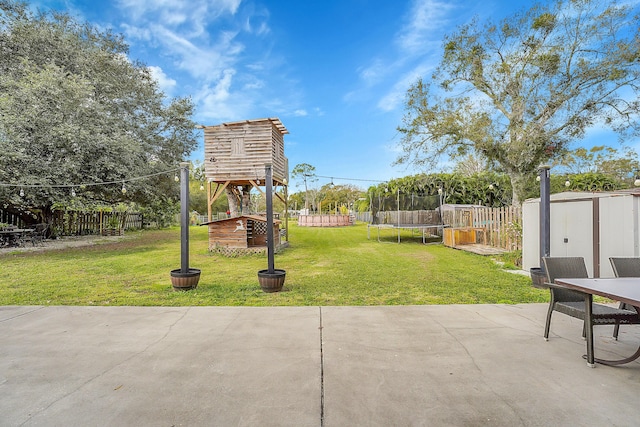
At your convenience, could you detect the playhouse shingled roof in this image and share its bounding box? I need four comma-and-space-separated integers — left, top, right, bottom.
200, 215, 282, 226
212, 118, 289, 135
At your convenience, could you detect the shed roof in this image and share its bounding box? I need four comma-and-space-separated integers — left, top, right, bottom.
200, 215, 282, 226
524, 189, 640, 204
207, 117, 289, 135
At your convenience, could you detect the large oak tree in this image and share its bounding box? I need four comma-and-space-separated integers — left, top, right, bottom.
0, 0, 197, 222
396, 0, 640, 205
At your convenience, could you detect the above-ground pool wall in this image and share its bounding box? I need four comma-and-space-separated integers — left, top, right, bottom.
297, 215, 354, 227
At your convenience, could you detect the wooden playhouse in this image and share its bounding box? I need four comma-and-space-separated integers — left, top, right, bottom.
199, 117, 290, 248
201, 118, 288, 211
202, 215, 283, 256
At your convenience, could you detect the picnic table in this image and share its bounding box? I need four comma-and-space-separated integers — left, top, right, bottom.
0, 228, 35, 247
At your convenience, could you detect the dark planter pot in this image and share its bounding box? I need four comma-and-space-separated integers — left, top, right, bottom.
530, 267, 548, 289
258, 269, 286, 293
170, 268, 201, 291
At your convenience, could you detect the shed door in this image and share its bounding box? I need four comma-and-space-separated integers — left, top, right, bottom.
550, 199, 594, 276
599, 195, 639, 277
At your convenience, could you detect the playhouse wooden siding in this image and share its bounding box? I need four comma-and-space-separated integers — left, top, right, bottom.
204, 215, 281, 249
204, 118, 289, 184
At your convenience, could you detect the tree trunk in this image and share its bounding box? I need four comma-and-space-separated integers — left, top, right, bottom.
226, 187, 240, 216
242, 190, 251, 214
507, 171, 528, 206
225, 186, 252, 216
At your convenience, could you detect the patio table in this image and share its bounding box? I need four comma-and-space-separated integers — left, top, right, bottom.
0, 228, 34, 247
554, 277, 640, 367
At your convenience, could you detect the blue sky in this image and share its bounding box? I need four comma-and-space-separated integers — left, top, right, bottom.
34, 0, 638, 191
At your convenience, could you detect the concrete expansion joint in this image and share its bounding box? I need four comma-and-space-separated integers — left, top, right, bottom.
319, 306, 325, 427
0, 306, 45, 323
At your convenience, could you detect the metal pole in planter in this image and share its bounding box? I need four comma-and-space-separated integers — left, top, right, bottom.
170, 161, 201, 291
257, 163, 285, 292
539, 165, 551, 262
180, 161, 190, 273
265, 163, 275, 273
530, 164, 551, 289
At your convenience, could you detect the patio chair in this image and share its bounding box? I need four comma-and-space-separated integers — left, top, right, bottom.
542, 257, 640, 341
609, 257, 640, 339
610, 257, 640, 278
24, 223, 48, 246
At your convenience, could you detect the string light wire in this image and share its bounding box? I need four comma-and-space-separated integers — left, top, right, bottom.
0, 168, 180, 189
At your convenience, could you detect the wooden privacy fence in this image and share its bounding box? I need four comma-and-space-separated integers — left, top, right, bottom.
369, 206, 523, 251
442, 206, 522, 251
0, 210, 27, 228
50, 211, 144, 236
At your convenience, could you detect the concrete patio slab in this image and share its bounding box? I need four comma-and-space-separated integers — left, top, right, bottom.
1, 304, 640, 426
322, 305, 640, 426
1, 306, 320, 426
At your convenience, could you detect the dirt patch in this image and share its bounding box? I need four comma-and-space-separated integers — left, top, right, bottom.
0, 234, 130, 255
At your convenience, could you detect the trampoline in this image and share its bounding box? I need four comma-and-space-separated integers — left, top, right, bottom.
367, 223, 445, 244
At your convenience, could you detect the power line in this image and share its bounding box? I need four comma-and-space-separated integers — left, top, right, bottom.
312, 174, 386, 183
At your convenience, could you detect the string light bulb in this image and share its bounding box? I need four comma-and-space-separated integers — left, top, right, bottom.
565, 180, 571, 187
199, 184, 204, 191
19, 188, 24, 197
174, 174, 179, 182
71, 187, 76, 197
121, 182, 127, 194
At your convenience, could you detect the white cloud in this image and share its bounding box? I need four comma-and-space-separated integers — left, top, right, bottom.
243, 79, 264, 90
119, 24, 152, 41
358, 58, 387, 86
113, 0, 300, 126
117, 0, 241, 29
377, 65, 431, 112
118, 0, 249, 83
201, 68, 234, 104
148, 65, 177, 94
351, 0, 457, 111
147, 25, 243, 81
396, 0, 456, 54
195, 69, 256, 122
243, 7, 271, 36
246, 62, 265, 71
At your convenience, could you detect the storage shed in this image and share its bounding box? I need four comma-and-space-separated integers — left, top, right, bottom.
202, 215, 282, 255
522, 189, 640, 278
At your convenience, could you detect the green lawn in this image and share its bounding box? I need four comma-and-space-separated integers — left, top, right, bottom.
0, 222, 548, 306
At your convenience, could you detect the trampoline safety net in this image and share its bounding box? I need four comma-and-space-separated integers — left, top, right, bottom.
369, 193, 441, 225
